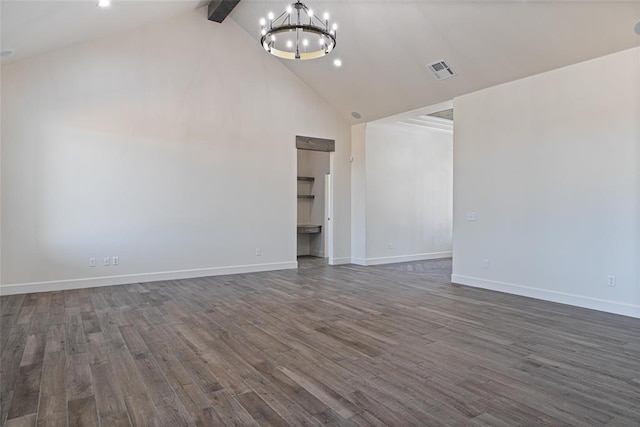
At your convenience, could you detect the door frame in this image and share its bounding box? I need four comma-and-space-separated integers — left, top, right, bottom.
295, 135, 336, 262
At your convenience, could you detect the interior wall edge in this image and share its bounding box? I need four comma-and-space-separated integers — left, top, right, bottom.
328, 257, 351, 265
452, 274, 640, 319
0, 261, 298, 296
353, 252, 452, 267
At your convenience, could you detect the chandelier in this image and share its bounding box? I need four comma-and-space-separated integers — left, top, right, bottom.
260, 1, 337, 60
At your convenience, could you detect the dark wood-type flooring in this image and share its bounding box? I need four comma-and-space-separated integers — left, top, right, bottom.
1, 257, 640, 426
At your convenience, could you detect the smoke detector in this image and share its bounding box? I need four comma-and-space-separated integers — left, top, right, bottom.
427, 60, 456, 80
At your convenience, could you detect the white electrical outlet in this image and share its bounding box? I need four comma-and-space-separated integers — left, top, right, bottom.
89, 258, 96, 267
256, 248, 261, 256
607, 275, 616, 287
112, 256, 119, 266
466, 212, 478, 221
483, 259, 490, 269
388, 242, 393, 250
103, 257, 111, 266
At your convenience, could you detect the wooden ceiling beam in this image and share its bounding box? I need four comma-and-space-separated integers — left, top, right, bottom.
208, 0, 241, 23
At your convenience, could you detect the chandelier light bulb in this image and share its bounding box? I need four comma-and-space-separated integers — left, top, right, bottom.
319, 37, 325, 45
333, 59, 342, 67
261, 29, 267, 35
260, 18, 266, 26
286, 40, 293, 48
323, 12, 330, 20
308, 9, 314, 17
332, 23, 338, 30
97, 0, 111, 8
268, 12, 274, 20
271, 35, 276, 41
302, 39, 309, 47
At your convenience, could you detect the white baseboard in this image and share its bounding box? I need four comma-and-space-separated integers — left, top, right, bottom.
329, 257, 351, 265
0, 261, 299, 296
353, 252, 452, 266
451, 274, 640, 319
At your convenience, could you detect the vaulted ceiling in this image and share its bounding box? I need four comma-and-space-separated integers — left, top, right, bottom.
231, 0, 640, 122
2, 1, 639, 122
0, 1, 206, 62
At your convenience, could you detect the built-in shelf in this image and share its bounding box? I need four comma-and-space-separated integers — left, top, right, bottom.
297, 176, 315, 182
297, 195, 315, 199
297, 225, 322, 234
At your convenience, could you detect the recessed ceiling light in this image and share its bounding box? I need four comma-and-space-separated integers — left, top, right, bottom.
351, 112, 362, 119
333, 59, 342, 67
0, 50, 15, 58
97, 0, 111, 8
635, 20, 640, 35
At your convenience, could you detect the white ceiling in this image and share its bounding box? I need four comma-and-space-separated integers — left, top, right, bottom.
231, 0, 640, 122
0, 0, 206, 63
2, 0, 640, 123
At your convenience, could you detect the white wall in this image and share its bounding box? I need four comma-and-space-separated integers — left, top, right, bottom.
365, 123, 453, 264
452, 47, 640, 318
350, 124, 367, 262
0, 8, 351, 294
351, 122, 453, 265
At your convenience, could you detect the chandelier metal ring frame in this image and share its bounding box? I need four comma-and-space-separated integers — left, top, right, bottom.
260, 1, 337, 60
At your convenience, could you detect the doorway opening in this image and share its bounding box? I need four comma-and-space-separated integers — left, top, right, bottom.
296, 135, 334, 263
351, 101, 453, 268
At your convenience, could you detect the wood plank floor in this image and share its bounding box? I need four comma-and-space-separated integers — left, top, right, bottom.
1, 257, 640, 426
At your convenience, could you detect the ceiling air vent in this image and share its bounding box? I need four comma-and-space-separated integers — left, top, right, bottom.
428, 109, 454, 121
427, 60, 456, 80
